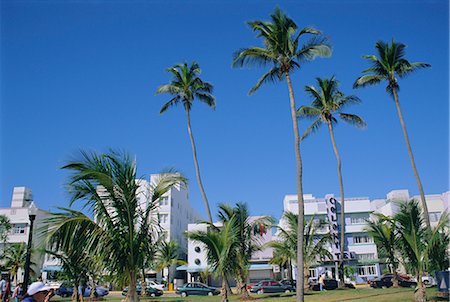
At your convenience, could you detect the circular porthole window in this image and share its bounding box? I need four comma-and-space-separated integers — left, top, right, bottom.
195, 246, 201, 253
194, 259, 201, 265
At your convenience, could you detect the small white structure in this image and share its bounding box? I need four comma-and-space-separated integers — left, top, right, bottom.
0, 187, 50, 283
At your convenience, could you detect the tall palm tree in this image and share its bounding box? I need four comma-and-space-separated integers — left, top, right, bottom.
155, 241, 186, 288
270, 212, 332, 289
45, 150, 186, 302
187, 216, 239, 302
232, 9, 331, 300
216, 202, 273, 298
298, 76, 366, 284
353, 40, 431, 227
3, 243, 35, 286
156, 62, 216, 223
394, 199, 449, 302
365, 215, 399, 287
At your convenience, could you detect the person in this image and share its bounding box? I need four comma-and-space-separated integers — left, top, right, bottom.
319, 273, 326, 292
19, 282, 51, 302
2, 279, 10, 302
0, 277, 5, 301
12, 283, 22, 302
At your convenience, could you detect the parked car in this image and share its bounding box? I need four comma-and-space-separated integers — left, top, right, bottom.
250, 280, 294, 294
56, 284, 109, 298
280, 279, 296, 288
147, 281, 165, 291
369, 274, 417, 288
310, 279, 355, 291
247, 279, 277, 290
122, 286, 163, 297
175, 282, 220, 297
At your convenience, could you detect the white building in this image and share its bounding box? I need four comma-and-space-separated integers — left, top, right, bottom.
278, 189, 450, 283
41, 174, 202, 282
0, 187, 50, 282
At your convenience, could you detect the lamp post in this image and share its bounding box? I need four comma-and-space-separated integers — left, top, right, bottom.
22, 202, 38, 293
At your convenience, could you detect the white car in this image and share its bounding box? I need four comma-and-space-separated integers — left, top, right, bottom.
147, 281, 165, 291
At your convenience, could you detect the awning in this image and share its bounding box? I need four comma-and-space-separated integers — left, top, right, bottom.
41, 265, 63, 272
249, 264, 272, 271
176, 265, 210, 273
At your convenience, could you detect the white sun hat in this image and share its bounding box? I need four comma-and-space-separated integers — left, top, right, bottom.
27, 282, 51, 296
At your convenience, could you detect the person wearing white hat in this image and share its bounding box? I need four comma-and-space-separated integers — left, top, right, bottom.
20, 282, 52, 302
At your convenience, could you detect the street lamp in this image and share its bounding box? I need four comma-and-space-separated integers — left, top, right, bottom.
22, 202, 38, 293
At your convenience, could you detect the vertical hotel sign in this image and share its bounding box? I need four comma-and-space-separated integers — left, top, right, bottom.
325, 195, 356, 261
325, 196, 341, 260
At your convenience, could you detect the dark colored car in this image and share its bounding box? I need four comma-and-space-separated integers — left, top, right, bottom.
310, 279, 355, 291
250, 280, 294, 294
56, 284, 109, 298
370, 274, 417, 289
280, 280, 296, 289
122, 286, 163, 297
175, 282, 220, 297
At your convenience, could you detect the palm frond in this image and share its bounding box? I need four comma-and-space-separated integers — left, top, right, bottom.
338, 113, 367, 128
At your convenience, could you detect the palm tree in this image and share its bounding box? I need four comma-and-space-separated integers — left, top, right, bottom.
0, 215, 11, 245
155, 241, 186, 288
394, 199, 449, 302
232, 8, 331, 301
216, 203, 273, 298
365, 215, 399, 287
270, 212, 332, 290
298, 76, 366, 285
187, 216, 238, 302
3, 243, 35, 286
269, 240, 295, 282
156, 62, 216, 223
354, 40, 431, 227
45, 150, 186, 302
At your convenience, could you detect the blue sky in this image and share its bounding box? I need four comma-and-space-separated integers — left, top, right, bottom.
1, 0, 448, 220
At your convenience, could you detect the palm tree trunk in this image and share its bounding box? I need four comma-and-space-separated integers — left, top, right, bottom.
391, 88, 430, 228
166, 267, 170, 290
127, 271, 138, 302
392, 269, 399, 288
285, 72, 305, 302
221, 277, 229, 302
327, 122, 345, 287
239, 269, 250, 299
414, 273, 426, 302
186, 110, 213, 223
141, 268, 146, 296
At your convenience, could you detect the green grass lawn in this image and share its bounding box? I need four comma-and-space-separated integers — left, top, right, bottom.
52, 287, 446, 302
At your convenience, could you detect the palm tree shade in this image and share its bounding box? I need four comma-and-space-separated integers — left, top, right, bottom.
365, 215, 399, 287
298, 76, 366, 285
187, 216, 239, 302
3, 243, 35, 286
156, 62, 216, 223
269, 212, 332, 289
394, 200, 449, 302
216, 203, 273, 298
155, 241, 186, 286
232, 8, 331, 301
45, 150, 185, 302
354, 40, 431, 228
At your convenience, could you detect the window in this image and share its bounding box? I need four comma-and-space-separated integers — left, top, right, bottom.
159, 197, 169, 206
429, 212, 442, 222
357, 253, 375, 261
13, 225, 26, 235
309, 269, 317, 278
194, 259, 201, 265
195, 246, 201, 253
159, 214, 168, 224
353, 235, 373, 244
357, 265, 377, 276
350, 217, 367, 224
